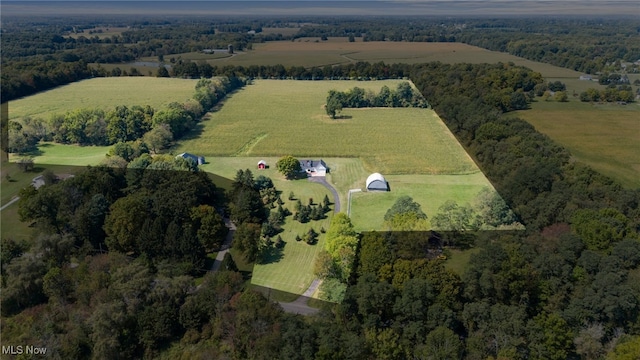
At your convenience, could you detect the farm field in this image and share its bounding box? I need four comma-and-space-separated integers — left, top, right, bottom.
183, 40, 581, 78
513, 101, 640, 188
8, 77, 199, 121
97, 40, 580, 78
199, 157, 334, 295
175, 79, 478, 175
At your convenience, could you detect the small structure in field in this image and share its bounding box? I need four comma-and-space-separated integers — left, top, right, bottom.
258, 160, 267, 169
300, 159, 328, 176
579, 74, 593, 81
176, 152, 205, 165
366, 173, 389, 191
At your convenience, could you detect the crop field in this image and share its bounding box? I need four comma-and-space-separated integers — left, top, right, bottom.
8, 77, 198, 121
199, 157, 333, 295
513, 101, 640, 188
98, 40, 579, 78
138, 51, 232, 63
176, 79, 478, 175
184, 40, 581, 78
349, 173, 495, 231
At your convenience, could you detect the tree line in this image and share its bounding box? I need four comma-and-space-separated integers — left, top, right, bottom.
6, 16, 637, 102
8, 76, 245, 154
325, 82, 428, 118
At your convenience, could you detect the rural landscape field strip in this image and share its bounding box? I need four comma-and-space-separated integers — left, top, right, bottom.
8, 77, 199, 121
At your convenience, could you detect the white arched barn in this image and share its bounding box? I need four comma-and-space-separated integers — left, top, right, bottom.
366, 173, 388, 191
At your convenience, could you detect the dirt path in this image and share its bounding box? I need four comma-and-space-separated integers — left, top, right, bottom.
0, 197, 20, 212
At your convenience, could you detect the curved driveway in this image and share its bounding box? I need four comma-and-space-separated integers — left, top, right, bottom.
278, 175, 341, 315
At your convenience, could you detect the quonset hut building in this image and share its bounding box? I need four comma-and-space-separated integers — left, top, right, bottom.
366, 173, 389, 191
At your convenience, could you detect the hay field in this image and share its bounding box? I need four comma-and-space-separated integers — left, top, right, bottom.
203, 40, 579, 77
513, 101, 640, 188
8, 77, 198, 121
175, 79, 478, 175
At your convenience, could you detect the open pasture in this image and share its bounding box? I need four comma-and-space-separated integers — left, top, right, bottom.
8, 77, 198, 121
8, 142, 110, 167
349, 172, 494, 231
175, 79, 478, 175
513, 101, 640, 188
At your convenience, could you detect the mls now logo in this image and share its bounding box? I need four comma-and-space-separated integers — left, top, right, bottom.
2, 345, 47, 355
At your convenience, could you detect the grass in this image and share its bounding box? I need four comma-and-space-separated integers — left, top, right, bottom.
199, 157, 333, 295
8, 77, 199, 121
512, 101, 640, 188
444, 248, 481, 276
1, 162, 98, 242
176, 79, 478, 175
349, 173, 494, 231
8, 143, 111, 166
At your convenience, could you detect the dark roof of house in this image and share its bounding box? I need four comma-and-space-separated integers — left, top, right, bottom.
300, 159, 326, 170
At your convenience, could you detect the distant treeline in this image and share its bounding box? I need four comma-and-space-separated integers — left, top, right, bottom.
3, 17, 638, 102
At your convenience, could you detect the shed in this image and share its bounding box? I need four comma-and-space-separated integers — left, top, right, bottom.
366, 173, 388, 191
176, 152, 205, 165
258, 160, 267, 169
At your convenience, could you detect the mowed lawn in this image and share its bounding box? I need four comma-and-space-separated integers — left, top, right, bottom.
176, 80, 478, 175
8, 142, 111, 166
350, 172, 495, 231
513, 101, 640, 188
8, 77, 198, 121
199, 157, 333, 295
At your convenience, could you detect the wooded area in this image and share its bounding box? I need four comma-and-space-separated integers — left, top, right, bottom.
2, 14, 640, 360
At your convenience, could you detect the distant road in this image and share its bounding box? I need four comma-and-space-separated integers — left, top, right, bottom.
0, 197, 20, 212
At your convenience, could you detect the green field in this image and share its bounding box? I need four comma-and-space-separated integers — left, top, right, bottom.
199, 157, 333, 294
97, 40, 580, 78
350, 173, 494, 231
176, 79, 478, 175
512, 101, 640, 188
8, 77, 199, 121
8, 143, 111, 166
185, 40, 582, 77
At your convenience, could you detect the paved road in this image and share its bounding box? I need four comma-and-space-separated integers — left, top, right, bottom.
307, 176, 341, 212
279, 176, 341, 315
0, 197, 20, 212
210, 218, 237, 272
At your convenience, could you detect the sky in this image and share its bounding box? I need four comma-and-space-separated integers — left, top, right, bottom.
2, 0, 638, 16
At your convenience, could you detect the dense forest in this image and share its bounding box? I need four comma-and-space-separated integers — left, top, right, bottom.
3, 58, 639, 358
2, 17, 638, 102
